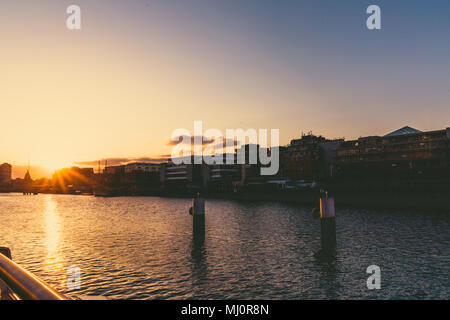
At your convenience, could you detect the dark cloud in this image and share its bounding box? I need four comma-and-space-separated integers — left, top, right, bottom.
168, 135, 240, 154
167, 135, 215, 146
212, 137, 240, 148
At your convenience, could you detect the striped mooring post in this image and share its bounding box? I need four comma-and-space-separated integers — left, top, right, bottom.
319, 192, 336, 255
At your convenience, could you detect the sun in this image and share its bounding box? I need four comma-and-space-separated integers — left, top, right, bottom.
41, 159, 73, 173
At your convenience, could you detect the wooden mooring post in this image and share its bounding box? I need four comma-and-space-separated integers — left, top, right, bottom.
189, 195, 205, 240
315, 191, 336, 260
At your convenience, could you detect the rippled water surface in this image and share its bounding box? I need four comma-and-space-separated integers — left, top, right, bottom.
0, 193, 448, 299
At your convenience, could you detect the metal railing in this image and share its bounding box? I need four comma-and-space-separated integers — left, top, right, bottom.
0, 247, 68, 300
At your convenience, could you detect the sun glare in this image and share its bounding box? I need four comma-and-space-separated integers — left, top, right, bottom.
42, 159, 73, 173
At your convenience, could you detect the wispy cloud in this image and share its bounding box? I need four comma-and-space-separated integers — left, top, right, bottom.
75, 136, 240, 168
74, 155, 170, 167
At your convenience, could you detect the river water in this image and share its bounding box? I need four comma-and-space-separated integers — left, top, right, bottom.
0, 193, 448, 299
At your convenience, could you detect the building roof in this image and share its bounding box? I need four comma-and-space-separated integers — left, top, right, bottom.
384, 126, 422, 137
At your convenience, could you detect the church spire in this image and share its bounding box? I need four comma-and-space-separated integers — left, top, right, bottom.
24, 161, 32, 181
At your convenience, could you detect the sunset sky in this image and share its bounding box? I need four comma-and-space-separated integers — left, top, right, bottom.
1, 0, 449, 178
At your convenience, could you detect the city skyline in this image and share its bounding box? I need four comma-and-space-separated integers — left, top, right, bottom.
1, 0, 449, 177
5, 124, 448, 179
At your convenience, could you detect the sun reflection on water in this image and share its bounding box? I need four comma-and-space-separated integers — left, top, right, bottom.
43, 195, 64, 276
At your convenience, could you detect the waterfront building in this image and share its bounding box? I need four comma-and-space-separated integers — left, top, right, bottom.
279, 133, 331, 182
160, 156, 204, 192
229, 144, 290, 192
122, 163, 161, 194
203, 153, 242, 192
103, 165, 125, 175
237, 144, 269, 187
319, 139, 344, 179
0, 163, 13, 192
160, 152, 247, 192
125, 162, 160, 174
0, 163, 12, 182
9, 167, 34, 192
335, 126, 450, 191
